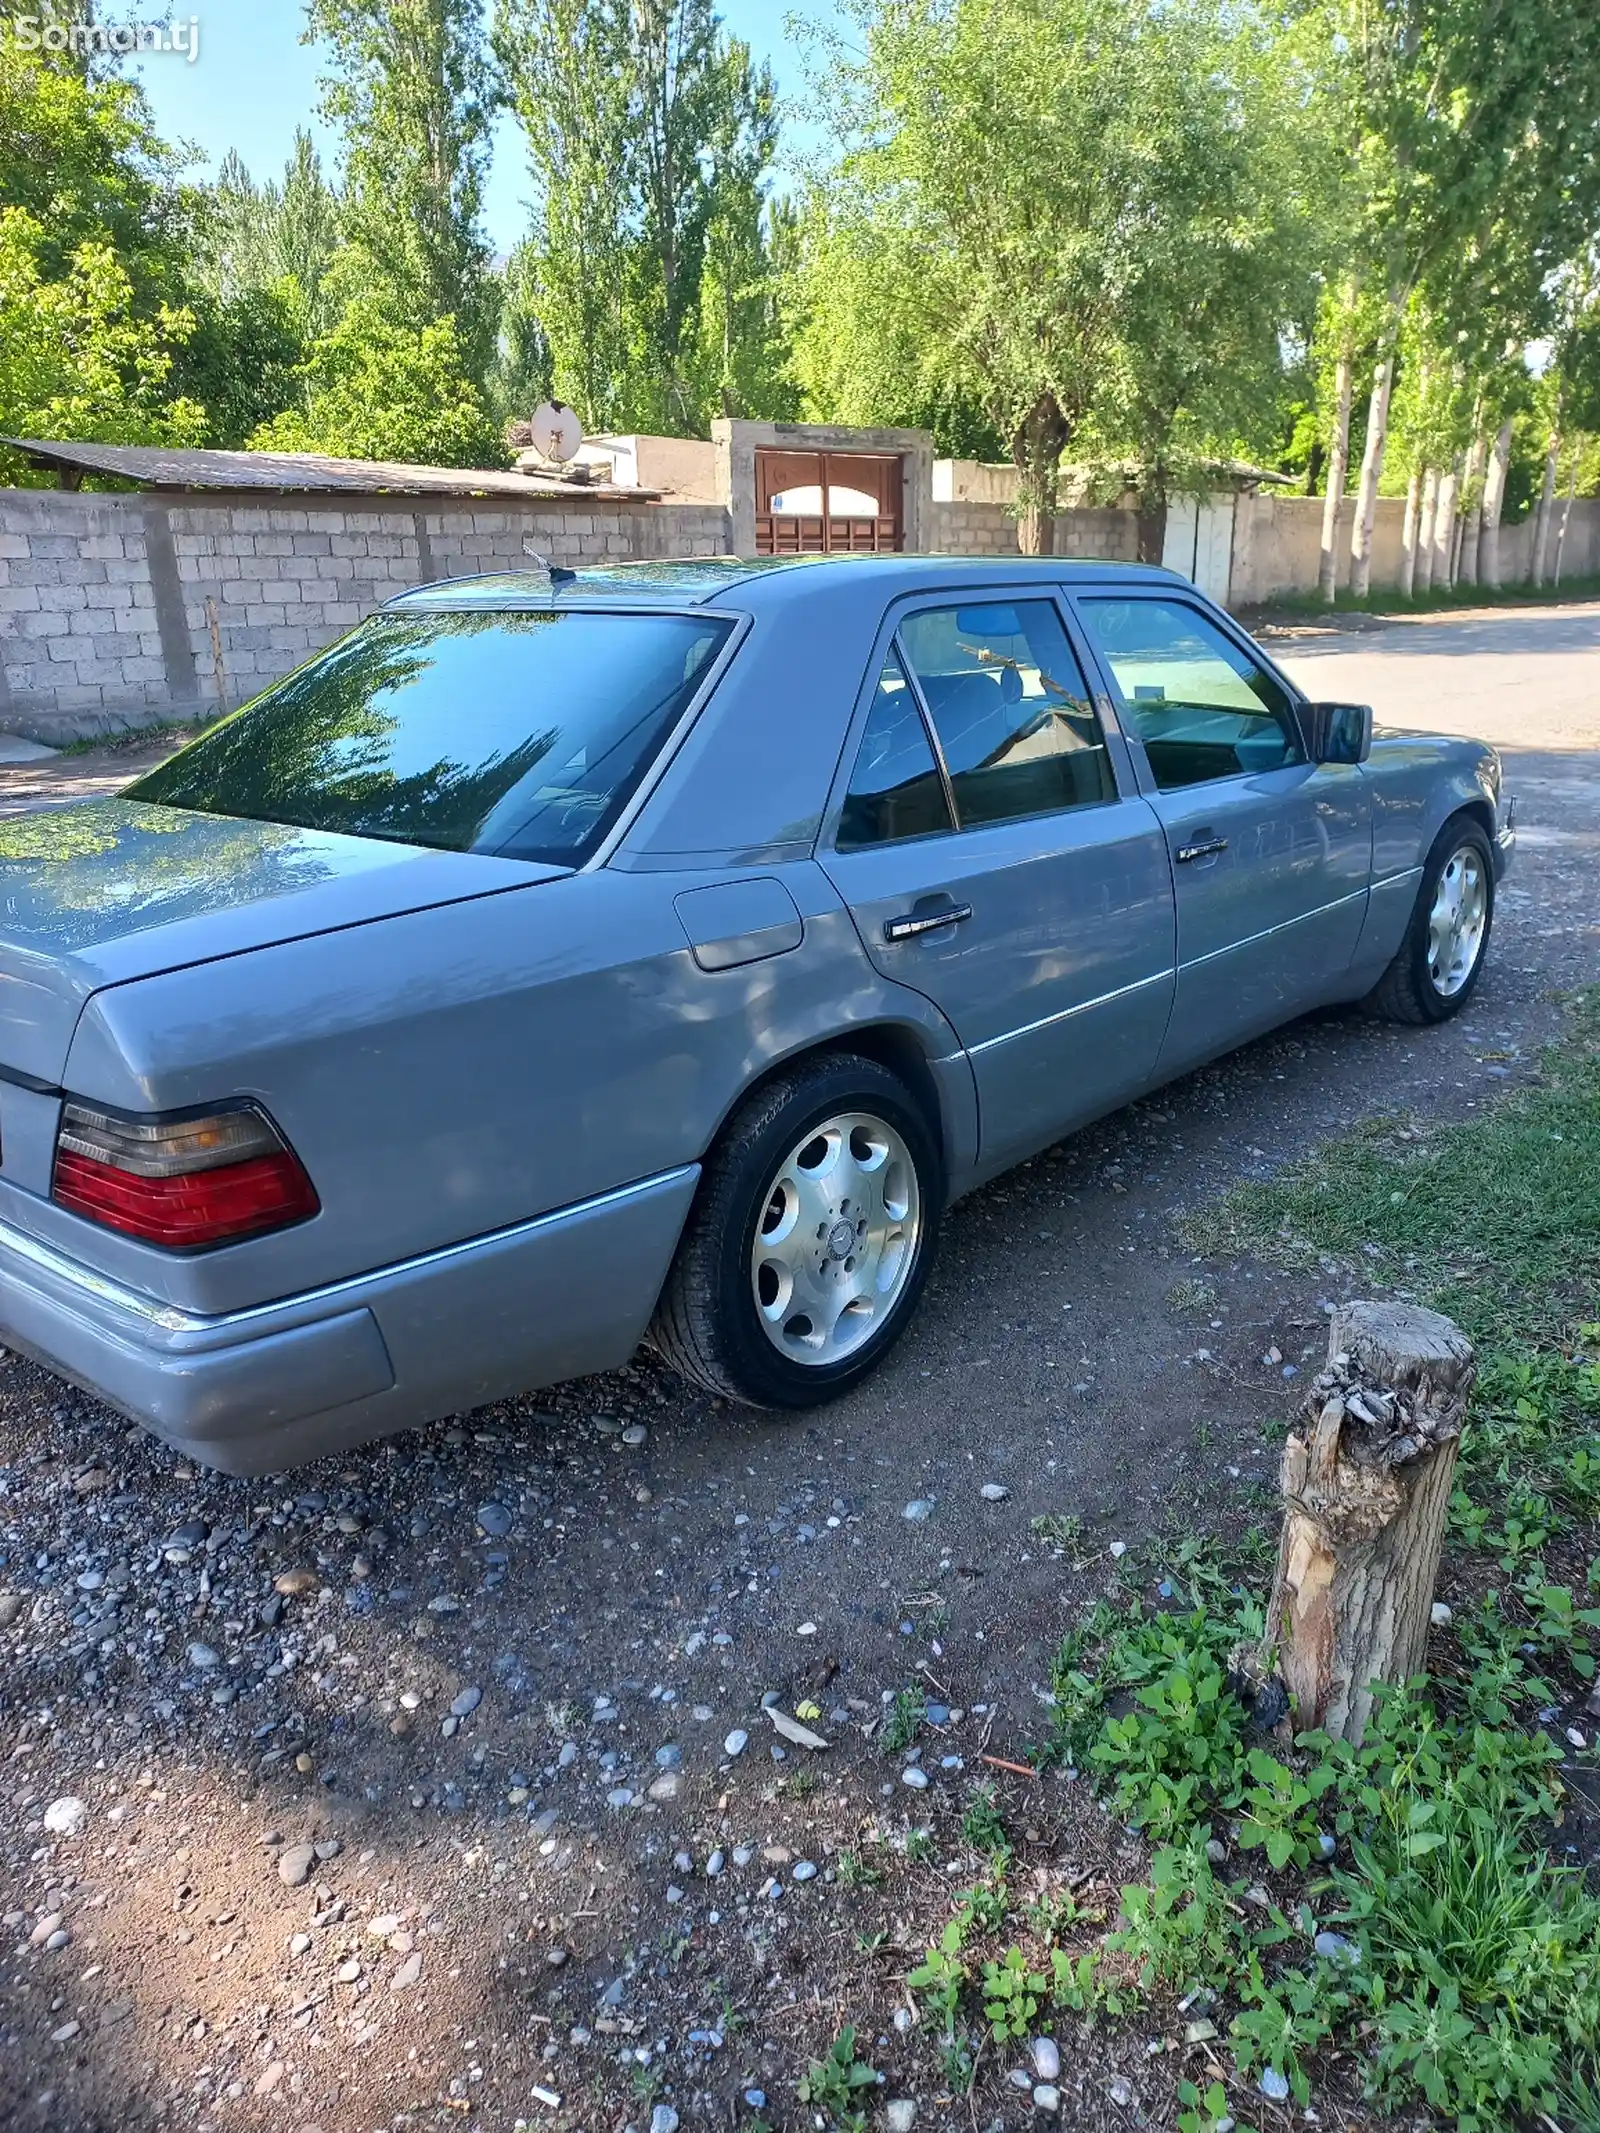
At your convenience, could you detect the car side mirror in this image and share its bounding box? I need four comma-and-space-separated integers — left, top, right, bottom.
1303, 701, 1373, 765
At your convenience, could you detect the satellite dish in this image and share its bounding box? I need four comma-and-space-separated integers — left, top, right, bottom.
527, 400, 583, 466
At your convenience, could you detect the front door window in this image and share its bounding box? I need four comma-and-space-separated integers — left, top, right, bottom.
1077, 596, 1302, 789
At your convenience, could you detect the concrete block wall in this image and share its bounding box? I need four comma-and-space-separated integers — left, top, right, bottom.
0, 487, 733, 743
1228, 491, 1600, 606
927, 500, 1140, 560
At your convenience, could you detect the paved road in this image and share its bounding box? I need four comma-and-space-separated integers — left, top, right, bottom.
1, 602, 1597, 2133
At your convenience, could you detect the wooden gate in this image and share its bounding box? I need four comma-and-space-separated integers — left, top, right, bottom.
754, 450, 903, 555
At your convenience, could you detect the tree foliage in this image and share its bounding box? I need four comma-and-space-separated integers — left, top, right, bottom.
0, 206, 204, 480
247, 287, 505, 467
497, 0, 788, 433
306, 0, 499, 381
793, 0, 1328, 548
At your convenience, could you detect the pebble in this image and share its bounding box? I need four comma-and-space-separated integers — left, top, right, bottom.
724, 1729, 748, 1757
743, 2091, 766, 2113
274, 1568, 320, 1597
792, 1860, 818, 1882
648, 1773, 683, 1802
1032, 2086, 1060, 2114
367, 1913, 404, 1938
706, 1849, 725, 1877
1567, 1727, 1588, 1750
903, 1498, 935, 1522
29, 1912, 64, 1947
450, 1686, 482, 1717
475, 1502, 512, 1537
43, 1797, 87, 1839
1108, 2077, 1134, 2108
1260, 2068, 1290, 2101
980, 1482, 1010, 1502
52, 2019, 81, 2043
901, 1766, 929, 1790
1032, 2037, 1060, 2081
621, 1425, 649, 1448
1431, 1601, 1453, 1627
289, 1933, 312, 1956
1108, 1540, 1127, 1559
1204, 1837, 1227, 1864
0, 1593, 23, 1627
186, 1641, 221, 1671
885, 2103, 917, 2133
391, 1951, 423, 1991
1313, 1931, 1359, 1965
277, 1844, 315, 1887
649, 2107, 679, 2133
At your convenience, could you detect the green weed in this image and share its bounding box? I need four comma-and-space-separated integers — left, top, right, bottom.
796, 2025, 878, 2132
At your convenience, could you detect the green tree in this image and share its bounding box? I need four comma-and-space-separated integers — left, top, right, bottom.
200, 132, 342, 339
485, 239, 554, 426
497, 0, 634, 428
796, 0, 1311, 552
1075, 10, 1332, 559
1310, 0, 1600, 597
690, 40, 789, 421
307, 0, 499, 381
497, 0, 786, 434
247, 285, 505, 466
0, 206, 203, 480
0, 30, 190, 302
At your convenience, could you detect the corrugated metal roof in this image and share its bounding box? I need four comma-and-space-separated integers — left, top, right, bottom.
0, 437, 661, 502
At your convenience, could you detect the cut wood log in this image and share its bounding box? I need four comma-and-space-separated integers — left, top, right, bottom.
1268, 1301, 1475, 1744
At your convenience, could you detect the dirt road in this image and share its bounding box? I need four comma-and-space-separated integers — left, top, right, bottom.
1, 602, 1596, 2133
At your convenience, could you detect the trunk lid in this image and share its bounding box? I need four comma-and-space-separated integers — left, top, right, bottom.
0, 799, 568, 1085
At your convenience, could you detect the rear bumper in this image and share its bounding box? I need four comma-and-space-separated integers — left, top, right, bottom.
0, 1165, 699, 1475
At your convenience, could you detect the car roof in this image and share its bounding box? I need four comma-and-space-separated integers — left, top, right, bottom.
383, 554, 1187, 615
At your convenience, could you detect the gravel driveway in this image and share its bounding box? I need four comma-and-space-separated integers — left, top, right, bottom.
2, 601, 1597, 2133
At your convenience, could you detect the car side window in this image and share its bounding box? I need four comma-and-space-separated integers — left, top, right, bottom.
897, 599, 1116, 828
1076, 596, 1303, 791
837, 650, 955, 850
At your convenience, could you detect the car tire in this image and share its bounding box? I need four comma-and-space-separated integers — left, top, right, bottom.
1365, 813, 1495, 1025
650, 1052, 943, 1408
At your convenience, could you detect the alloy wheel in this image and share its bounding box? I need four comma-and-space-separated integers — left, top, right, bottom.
748, 1110, 921, 1365
1426, 845, 1488, 997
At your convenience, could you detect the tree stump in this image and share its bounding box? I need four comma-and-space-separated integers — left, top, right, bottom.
1268, 1301, 1475, 1743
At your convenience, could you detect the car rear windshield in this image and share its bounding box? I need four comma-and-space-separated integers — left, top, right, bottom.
127, 608, 732, 864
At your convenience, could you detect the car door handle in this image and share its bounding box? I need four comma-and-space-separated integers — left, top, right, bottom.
1176, 835, 1229, 863
884, 902, 972, 942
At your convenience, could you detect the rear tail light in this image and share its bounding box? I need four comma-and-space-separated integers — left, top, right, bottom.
52, 1100, 319, 1249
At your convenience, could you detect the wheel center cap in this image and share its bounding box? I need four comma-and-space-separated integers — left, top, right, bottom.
826, 1218, 855, 1261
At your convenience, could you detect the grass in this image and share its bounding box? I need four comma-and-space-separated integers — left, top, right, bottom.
893, 992, 1600, 2130
1181, 992, 1600, 1345
1249, 570, 1600, 624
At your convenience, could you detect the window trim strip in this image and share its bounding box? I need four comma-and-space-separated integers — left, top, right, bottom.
889, 629, 961, 832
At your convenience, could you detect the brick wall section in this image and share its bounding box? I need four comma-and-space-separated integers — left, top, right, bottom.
0, 487, 733, 743
927, 500, 1141, 560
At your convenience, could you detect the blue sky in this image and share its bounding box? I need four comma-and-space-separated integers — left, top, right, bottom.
131, 0, 840, 253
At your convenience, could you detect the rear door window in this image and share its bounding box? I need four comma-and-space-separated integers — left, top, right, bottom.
897, 600, 1116, 828
837, 651, 955, 849
128, 609, 731, 865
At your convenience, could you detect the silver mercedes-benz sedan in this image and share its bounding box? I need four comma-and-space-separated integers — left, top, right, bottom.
0, 556, 1512, 1473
